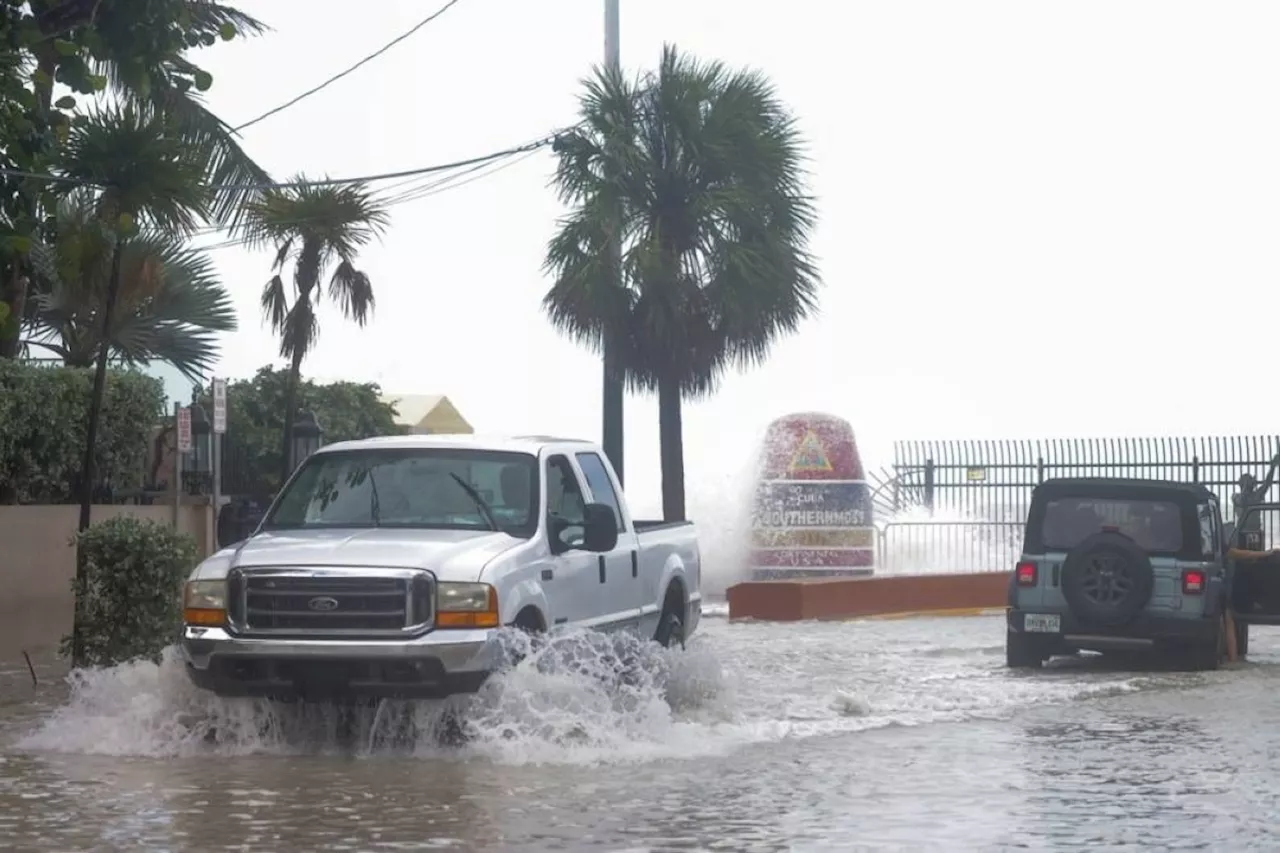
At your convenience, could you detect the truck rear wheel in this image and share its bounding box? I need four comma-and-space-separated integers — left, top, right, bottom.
1005, 631, 1043, 669
654, 584, 686, 649
656, 612, 684, 649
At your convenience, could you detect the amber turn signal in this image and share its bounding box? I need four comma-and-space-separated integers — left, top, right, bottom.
184, 607, 226, 627
436, 610, 500, 629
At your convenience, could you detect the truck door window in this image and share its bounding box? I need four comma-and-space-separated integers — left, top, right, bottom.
546, 455, 586, 526
1198, 502, 1220, 559
575, 452, 625, 532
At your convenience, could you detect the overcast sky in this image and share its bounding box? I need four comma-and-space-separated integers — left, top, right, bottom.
171, 0, 1280, 526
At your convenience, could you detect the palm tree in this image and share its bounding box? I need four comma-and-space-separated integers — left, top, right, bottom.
240, 179, 388, 486
545, 46, 820, 521
56, 104, 211, 664
23, 192, 236, 381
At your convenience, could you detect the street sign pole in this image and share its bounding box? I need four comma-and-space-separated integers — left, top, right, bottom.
174, 403, 190, 528
211, 378, 226, 552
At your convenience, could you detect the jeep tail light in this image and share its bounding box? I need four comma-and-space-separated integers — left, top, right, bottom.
1182, 569, 1206, 595
1016, 561, 1037, 587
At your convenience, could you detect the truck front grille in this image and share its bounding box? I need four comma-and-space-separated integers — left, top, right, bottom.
228, 569, 434, 637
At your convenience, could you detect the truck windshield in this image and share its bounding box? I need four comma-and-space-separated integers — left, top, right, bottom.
1041, 497, 1183, 553
264, 448, 539, 536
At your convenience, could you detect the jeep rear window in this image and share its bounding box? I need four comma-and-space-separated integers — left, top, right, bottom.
1041, 497, 1183, 552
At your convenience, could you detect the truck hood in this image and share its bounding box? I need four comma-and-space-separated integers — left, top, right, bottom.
195, 527, 525, 583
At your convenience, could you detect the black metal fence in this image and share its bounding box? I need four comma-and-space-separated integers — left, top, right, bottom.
890, 435, 1280, 524
864, 436, 1280, 574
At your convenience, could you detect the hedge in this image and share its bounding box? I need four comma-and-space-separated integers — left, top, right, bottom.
62, 515, 198, 667
0, 360, 166, 504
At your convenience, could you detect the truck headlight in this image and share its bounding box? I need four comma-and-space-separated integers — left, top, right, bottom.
184, 580, 227, 627
436, 582, 499, 629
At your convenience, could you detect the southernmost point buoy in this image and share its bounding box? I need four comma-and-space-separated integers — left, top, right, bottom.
728, 412, 1012, 622
748, 413, 875, 580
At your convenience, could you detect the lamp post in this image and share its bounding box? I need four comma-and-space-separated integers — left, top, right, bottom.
290, 409, 323, 474
184, 401, 212, 495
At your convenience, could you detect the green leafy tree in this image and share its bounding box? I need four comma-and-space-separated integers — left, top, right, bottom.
0, 360, 165, 505
240, 180, 389, 486
1, 0, 269, 357
545, 46, 820, 521
200, 366, 402, 497
22, 191, 236, 380
27, 0, 270, 221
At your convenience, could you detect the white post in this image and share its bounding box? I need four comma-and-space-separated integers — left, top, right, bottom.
172, 402, 183, 528
211, 377, 227, 552
605, 0, 619, 70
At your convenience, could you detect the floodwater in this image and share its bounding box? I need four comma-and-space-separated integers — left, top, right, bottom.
4, 610, 1280, 851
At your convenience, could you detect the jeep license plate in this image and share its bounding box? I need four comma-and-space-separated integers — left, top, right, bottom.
1024, 613, 1060, 633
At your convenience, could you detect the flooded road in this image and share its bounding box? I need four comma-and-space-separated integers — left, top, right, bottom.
4, 612, 1280, 851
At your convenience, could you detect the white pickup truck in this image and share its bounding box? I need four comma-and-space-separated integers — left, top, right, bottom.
180, 434, 702, 700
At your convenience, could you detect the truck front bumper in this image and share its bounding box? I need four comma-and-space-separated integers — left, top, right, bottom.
181, 625, 503, 701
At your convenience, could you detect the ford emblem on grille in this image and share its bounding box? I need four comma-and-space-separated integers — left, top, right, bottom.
307, 596, 340, 612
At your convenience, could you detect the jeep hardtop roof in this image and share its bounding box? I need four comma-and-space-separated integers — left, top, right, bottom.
1032, 476, 1216, 503
1024, 477, 1213, 558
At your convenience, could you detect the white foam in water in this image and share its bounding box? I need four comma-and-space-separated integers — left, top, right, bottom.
17, 628, 743, 765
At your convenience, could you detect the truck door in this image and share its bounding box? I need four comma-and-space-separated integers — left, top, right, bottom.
574, 449, 641, 632
544, 454, 599, 629
1229, 503, 1280, 622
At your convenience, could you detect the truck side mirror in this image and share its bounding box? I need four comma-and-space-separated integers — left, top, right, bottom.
582, 503, 619, 552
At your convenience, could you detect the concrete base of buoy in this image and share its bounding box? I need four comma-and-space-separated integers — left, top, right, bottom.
726, 572, 1012, 622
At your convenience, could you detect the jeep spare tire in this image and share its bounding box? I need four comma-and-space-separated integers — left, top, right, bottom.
1060, 531, 1155, 627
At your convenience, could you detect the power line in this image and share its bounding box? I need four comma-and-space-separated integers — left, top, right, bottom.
190, 146, 549, 252
231, 0, 465, 134
0, 127, 562, 193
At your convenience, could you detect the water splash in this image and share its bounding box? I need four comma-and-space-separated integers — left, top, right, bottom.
16, 628, 737, 765
14, 614, 1205, 769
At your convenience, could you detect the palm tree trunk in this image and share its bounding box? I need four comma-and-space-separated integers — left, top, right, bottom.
657, 374, 686, 522
72, 234, 124, 665
278, 347, 306, 488
602, 341, 624, 487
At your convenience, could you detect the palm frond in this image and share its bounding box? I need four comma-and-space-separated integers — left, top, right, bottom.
27, 205, 236, 378
329, 258, 374, 325
280, 296, 318, 363
81, 0, 273, 227
58, 103, 212, 234
261, 274, 288, 336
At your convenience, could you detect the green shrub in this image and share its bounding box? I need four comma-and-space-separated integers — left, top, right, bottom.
61, 516, 198, 667
0, 360, 166, 504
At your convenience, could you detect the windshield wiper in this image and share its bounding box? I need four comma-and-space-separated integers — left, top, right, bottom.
368, 467, 381, 527
449, 473, 500, 532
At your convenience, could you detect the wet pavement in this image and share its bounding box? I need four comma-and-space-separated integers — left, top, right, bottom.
4, 611, 1280, 851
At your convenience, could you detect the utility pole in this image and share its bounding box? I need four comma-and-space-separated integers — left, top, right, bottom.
601, 0, 624, 485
